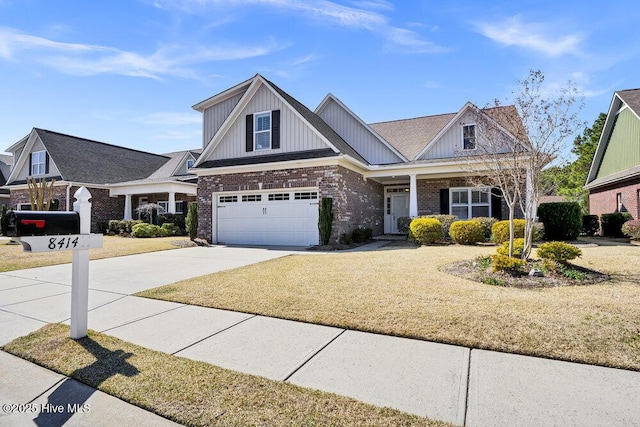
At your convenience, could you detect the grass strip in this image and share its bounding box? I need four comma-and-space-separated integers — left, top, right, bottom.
136, 245, 640, 372
3, 324, 448, 427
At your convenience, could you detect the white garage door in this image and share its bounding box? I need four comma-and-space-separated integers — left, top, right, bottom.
216, 189, 320, 246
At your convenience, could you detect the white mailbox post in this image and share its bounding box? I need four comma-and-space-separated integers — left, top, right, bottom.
11, 186, 103, 339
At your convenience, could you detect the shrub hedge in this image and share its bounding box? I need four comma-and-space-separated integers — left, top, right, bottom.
581, 215, 600, 236
601, 212, 633, 237
421, 214, 456, 239
473, 216, 497, 241
491, 219, 525, 243
621, 219, 640, 240
449, 220, 484, 245
131, 223, 168, 238
537, 202, 582, 240
409, 218, 443, 245
537, 241, 582, 263
352, 227, 372, 243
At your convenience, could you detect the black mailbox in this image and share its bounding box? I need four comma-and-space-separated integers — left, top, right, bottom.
6, 211, 80, 237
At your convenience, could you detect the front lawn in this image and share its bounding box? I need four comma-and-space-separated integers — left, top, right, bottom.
3, 324, 446, 427
137, 244, 640, 371
0, 236, 190, 272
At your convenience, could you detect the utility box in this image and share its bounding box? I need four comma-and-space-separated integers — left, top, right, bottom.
6, 211, 80, 237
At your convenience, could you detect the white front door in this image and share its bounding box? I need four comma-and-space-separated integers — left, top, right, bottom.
215, 189, 320, 246
384, 187, 410, 234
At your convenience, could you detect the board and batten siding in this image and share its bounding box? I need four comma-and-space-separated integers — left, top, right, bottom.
207, 84, 329, 161
202, 91, 246, 148
317, 98, 402, 165
596, 107, 640, 179
419, 110, 512, 160
13, 137, 61, 182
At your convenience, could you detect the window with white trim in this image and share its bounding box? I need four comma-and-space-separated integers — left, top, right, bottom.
186, 159, 194, 169
294, 191, 318, 200
462, 125, 476, 150
450, 188, 490, 219
158, 201, 170, 212
616, 193, 623, 212
268, 193, 290, 201
242, 194, 262, 202
175, 201, 184, 214
219, 195, 238, 203
254, 112, 271, 151
31, 150, 47, 175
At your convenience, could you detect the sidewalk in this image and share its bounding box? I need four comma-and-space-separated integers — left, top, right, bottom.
1, 245, 640, 426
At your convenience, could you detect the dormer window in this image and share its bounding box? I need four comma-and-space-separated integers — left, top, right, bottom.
186, 158, 194, 169
30, 150, 47, 175
255, 112, 272, 151
463, 125, 476, 150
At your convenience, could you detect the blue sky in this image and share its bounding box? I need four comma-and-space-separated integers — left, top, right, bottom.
1, 0, 639, 159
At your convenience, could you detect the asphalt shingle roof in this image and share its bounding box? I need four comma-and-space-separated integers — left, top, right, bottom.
34, 129, 171, 184
617, 89, 640, 114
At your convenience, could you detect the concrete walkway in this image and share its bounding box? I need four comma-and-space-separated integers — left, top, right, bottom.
1, 245, 640, 426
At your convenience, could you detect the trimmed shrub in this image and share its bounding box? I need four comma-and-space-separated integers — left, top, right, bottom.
581, 215, 600, 236
340, 233, 353, 245
397, 216, 411, 234
496, 238, 525, 258
491, 254, 526, 273
473, 216, 497, 241
186, 202, 198, 240
352, 227, 372, 243
131, 223, 168, 238
601, 212, 633, 237
422, 215, 456, 239
537, 241, 582, 263
491, 219, 525, 243
409, 218, 443, 245
161, 222, 181, 236
449, 220, 484, 245
108, 219, 121, 234
318, 197, 333, 245
621, 219, 640, 240
537, 202, 582, 240
96, 221, 109, 235
157, 213, 186, 234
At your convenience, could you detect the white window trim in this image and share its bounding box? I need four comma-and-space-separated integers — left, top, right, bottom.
31, 150, 47, 176
186, 159, 194, 169
449, 187, 491, 219
254, 110, 272, 151
175, 200, 184, 214
462, 124, 477, 151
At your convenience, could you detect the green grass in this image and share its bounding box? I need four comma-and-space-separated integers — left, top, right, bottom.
3, 324, 448, 427
137, 244, 640, 371
0, 236, 190, 272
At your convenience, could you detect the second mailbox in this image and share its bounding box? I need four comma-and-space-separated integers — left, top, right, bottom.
6, 211, 80, 237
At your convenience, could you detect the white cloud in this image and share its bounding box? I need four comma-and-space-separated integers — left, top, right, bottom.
474, 15, 583, 57
0, 27, 281, 79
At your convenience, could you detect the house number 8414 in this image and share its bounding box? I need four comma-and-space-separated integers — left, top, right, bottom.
48, 236, 80, 250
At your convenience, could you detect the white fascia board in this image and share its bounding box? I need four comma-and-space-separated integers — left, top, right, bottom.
193, 156, 343, 177
5, 180, 110, 191
586, 93, 622, 185
315, 93, 408, 162
5, 130, 40, 184
109, 180, 197, 196
192, 75, 255, 112
169, 152, 190, 177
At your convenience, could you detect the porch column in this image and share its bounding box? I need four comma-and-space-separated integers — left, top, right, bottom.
124, 194, 132, 220
409, 174, 418, 217
168, 192, 176, 214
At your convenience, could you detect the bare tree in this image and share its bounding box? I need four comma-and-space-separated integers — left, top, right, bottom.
464, 70, 584, 259
27, 177, 56, 211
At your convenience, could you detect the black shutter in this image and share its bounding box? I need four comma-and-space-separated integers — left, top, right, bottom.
246, 114, 254, 152
491, 187, 502, 220
439, 189, 449, 214
271, 110, 280, 149
45, 152, 50, 174
28, 153, 33, 176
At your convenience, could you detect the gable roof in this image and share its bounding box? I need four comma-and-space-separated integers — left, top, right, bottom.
370, 112, 456, 161
585, 89, 640, 189
7, 128, 171, 185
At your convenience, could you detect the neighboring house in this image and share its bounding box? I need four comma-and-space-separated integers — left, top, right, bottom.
2, 128, 199, 231
0, 153, 12, 209
585, 89, 640, 220
191, 74, 528, 246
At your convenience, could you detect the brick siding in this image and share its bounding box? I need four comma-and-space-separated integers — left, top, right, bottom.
589, 177, 640, 220
197, 165, 383, 244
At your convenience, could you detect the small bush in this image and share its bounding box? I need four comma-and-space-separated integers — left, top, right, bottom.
161, 222, 181, 236
422, 214, 456, 239
157, 213, 186, 234
186, 202, 198, 240
491, 254, 526, 273
108, 219, 121, 234
473, 217, 497, 241
496, 238, 525, 258
537, 241, 582, 263
537, 202, 582, 240
621, 219, 640, 240
397, 216, 411, 234
131, 223, 168, 238
449, 220, 484, 245
601, 212, 633, 237
352, 227, 372, 243
96, 221, 109, 235
491, 219, 525, 243
340, 233, 353, 245
581, 215, 600, 236
409, 218, 443, 245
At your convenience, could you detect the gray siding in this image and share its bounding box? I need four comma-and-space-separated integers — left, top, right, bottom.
13, 137, 61, 182
317, 98, 402, 165
202, 91, 246, 148
208, 84, 329, 161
